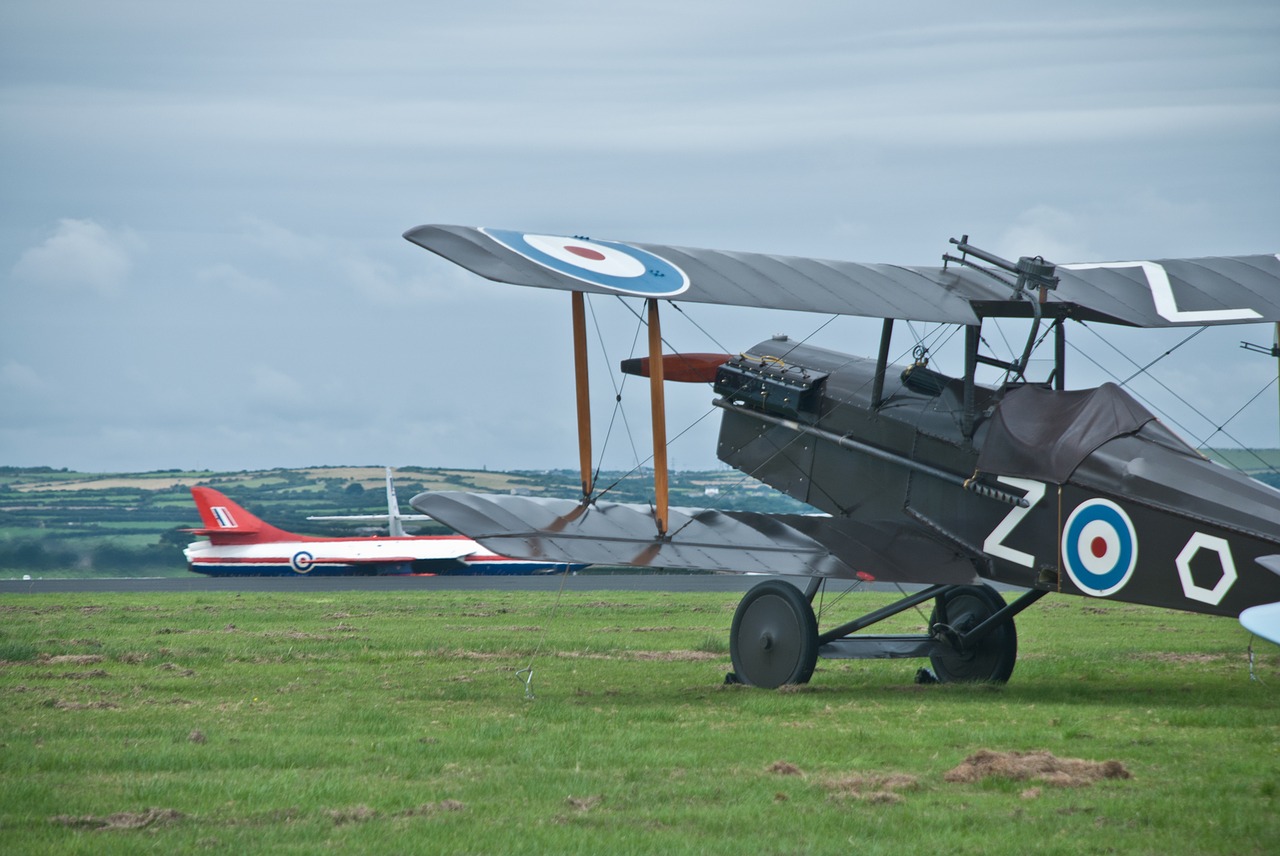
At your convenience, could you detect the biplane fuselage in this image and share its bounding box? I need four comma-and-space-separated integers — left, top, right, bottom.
403, 224, 1280, 685
716, 336, 1280, 620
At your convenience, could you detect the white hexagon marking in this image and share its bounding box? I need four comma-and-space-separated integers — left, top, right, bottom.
1175, 533, 1237, 605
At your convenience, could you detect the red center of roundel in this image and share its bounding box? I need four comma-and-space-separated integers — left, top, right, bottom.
564, 245, 606, 262
1090, 536, 1108, 559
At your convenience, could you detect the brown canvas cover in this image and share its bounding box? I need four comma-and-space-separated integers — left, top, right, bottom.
978, 383, 1157, 484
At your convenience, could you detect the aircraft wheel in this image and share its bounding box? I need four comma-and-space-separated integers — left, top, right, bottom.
928, 584, 1017, 684
729, 580, 819, 688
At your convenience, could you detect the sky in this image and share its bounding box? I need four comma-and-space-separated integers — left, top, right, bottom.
2, 1, 1278, 475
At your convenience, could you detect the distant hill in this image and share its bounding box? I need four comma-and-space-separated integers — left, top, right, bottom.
1203, 448, 1280, 474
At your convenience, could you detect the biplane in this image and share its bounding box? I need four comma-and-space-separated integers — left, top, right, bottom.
404, 224, 1280, 687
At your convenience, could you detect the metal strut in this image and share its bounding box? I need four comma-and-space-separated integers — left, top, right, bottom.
944, 236, 1061, 420
814, 584, 1048, 661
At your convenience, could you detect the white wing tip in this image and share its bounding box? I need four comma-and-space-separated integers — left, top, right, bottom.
1240, 602, 1280, 645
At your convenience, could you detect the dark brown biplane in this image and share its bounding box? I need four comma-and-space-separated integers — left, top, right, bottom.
404, 225, 1280, 687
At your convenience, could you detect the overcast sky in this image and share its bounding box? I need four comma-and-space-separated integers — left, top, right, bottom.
2, 1, 1278, 475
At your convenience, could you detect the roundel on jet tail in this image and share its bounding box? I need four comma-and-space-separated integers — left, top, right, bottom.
1061, 499, 1138, 597
482, 228, 690, 297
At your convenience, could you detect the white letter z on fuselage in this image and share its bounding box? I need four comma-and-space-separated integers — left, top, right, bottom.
983, 477, 1046, 568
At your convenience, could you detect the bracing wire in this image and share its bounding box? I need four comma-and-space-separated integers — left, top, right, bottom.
1074, 322, 1280, 475
1202, 375, 1279, 452
667, 300, 731, 354
587, 294, 644, 475
1118, 326, 1207, 387
515, 562, 574, 701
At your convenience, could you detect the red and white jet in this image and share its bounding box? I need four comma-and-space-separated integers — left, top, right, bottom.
183, 470, 579, 576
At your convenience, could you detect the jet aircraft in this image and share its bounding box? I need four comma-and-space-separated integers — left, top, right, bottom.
403, 224, 1280, 687
183, 469, 580, 576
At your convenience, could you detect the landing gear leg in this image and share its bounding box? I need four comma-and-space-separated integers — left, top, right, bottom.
728, 580, 819, 688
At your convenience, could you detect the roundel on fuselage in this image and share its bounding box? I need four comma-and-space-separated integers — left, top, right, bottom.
1062, 499, 1138, 597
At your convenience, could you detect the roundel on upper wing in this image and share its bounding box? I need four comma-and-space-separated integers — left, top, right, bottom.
1061, 498, 1138, 597
482, 228, 690, 297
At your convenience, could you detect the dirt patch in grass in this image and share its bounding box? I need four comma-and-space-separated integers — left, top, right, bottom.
767, 761, 804, 776
264, 630, 334, 641
327, 801, 467, 824
158, 663, 195, 676
1142, 652, 1231, 665
399, 800, 466, 816
822, 772, 919, 804
60, 669, 110, 679
412, 649, 508, 661
629, 650, 723, 662
51, 808, 184, 830
47, 698, 121, 710
39, 654, 104, 665
944, 750, 1132, 787
327, 805, 378, 825
565, 795, 603, 811
559, 650, 723, 662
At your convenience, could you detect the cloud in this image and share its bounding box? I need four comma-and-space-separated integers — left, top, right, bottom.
0, 360, 45, 393
195, 262, 280, 298
10, 218, 143, 296
340, 255, 475, 305
241, 216, 327, 262
996, 206, 1096, 263
249, 365, 308, 407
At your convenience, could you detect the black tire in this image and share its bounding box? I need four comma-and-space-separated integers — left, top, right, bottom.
928, 584, 1018, 684
729, 580, 819, 688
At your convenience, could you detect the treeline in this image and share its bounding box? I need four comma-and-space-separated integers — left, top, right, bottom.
0, 530, 190, 577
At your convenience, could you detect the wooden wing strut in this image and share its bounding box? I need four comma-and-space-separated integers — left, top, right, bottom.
570, 293, 669, 537
647, 298, 669, 536
571, 292, 593, 498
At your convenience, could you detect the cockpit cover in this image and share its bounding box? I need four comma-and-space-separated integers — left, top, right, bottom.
977, 383, 1158, 483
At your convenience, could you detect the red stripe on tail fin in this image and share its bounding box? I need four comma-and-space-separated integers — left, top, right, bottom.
188, 486, 311, 545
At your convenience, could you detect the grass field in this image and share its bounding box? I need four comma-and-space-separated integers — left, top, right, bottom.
1, 588, 1277, 854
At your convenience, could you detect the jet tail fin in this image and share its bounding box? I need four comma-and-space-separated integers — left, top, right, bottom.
188, 486, 302, 545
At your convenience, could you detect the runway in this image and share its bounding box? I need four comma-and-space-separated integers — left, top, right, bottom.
0, 574, 935, 596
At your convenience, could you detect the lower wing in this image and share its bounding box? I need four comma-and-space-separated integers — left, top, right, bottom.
409, 492, 978, 586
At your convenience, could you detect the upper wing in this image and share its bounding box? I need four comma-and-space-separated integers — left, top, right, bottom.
404, 225, 1280, 328
410, 491, 980, 586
